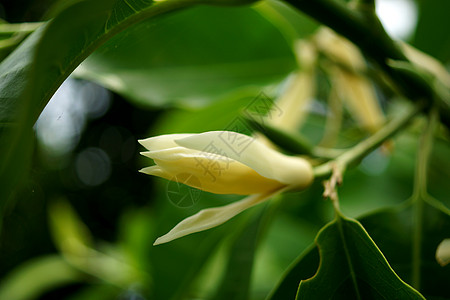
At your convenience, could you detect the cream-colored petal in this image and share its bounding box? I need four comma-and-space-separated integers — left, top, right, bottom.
400, 42, 450, 88
270, 71, 315, 131
140, 147, 196, 161
139, 166, 171, 178
153, 188, 286, 245
138, 134, 192, 151
315, 27, 365, 71
175, 131, 313, 188
332, 69, 385, 132
141, 147, 284, 195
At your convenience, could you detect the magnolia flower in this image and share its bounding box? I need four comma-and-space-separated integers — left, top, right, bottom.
139, 131, 314, 245
315, 28, 385, 132
270, 40, 317, 131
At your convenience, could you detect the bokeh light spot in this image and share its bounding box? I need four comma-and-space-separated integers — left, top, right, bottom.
75, 147, 112, 186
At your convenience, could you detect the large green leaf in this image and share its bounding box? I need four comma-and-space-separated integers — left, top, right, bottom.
268, 214, 425, 299
0, 0, 206, 220
296, 215, 424, 299
360, 198, 450, 299
75, 5, 296, 108
266, 246, 319, 300
254, 0, 318, 43
153, 88, 272, 135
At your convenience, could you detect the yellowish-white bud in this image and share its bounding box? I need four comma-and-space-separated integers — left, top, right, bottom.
315, 27, 366, 72
331, 69, 385, 132
139, 131, 314, 245
400, 42, 450, 89
269, 71, 316, 131
269, 40, 317, 132
315, 27, 385, 132
139, 131, 313, 195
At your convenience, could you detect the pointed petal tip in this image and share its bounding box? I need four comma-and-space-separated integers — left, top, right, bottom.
138, 138, 152, 148
153, 234, 173, 246
139, 166, 163, 176
149, 190, 284, 245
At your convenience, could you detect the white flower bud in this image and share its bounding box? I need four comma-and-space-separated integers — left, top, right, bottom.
139, 131, 315, 245
139, 131, 313, 194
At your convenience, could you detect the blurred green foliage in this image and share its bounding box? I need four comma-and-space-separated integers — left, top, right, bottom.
0, 0, 449, 299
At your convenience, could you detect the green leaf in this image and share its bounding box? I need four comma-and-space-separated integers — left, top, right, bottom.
0, 255, 81, 300
0, 0, 197, 223
278, 215, 425, 299
214, 205, 269, 300
75, 5, 296, 108
254, 0, 318, 44
266, 246, 319, 300
153, 88, 274, 134
47, 198, 143, 286
136, 182, 246, 299
48, 199, 93, 253
360, 199, 450, 299
413, 0, 450, 63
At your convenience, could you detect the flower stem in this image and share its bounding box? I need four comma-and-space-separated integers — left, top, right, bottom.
411, 106, 439, 290
313, 102, 424, 178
